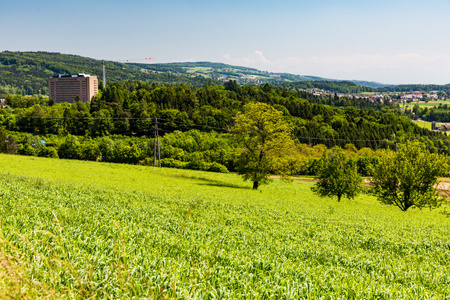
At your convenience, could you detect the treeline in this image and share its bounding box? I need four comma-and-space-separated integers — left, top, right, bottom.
0, 127, 233, 173
0, 126, 404, 177
411, 103, 450, 122
279, 80, 374, 94
1, 81, 449, 154
376, 84, 450, 93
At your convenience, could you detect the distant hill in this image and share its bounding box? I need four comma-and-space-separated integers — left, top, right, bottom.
1, 51, 437, 96
0, 51, 221, 95
276, 80, 374, 94
147, 61, 340, 84
352, 80, 394, 89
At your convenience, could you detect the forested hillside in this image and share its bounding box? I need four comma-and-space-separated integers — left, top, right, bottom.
0, 51, 221, 95
0, 51, 392, 96
278, 81, 374, 94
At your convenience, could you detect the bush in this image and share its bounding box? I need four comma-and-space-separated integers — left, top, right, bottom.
58, 135, 81, 159
206, 162, 229, 173
17, 144, 35, 156
160, 158, 188, 169
37, 146, 59, 158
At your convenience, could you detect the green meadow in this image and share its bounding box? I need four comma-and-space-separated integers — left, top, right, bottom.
1, 154, 450, 299
413, 100, 449, 108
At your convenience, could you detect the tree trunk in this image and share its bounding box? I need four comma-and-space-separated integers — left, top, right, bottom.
253, 181, 259, 190
337, 194, 341, 202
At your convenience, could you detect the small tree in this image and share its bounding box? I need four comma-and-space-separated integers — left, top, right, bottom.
312, 147, 362, 202
232, 102, 294, 190
371, 141, 444, 211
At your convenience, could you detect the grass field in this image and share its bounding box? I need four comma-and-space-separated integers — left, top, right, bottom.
1, 154, 450, 298
413, 100, 450, 108
186, 67, 213, 74
412, 120, 434, 129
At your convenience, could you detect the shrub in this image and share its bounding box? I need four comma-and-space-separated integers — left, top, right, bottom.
37, 146, 59, 158
206, 162, 229, 173
161, 158, 188, 169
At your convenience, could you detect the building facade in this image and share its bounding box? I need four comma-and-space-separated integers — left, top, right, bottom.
48, 74, 98, 103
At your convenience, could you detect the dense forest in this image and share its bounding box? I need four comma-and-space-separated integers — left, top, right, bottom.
1, 81, 449, 149
278, 81, 374, 94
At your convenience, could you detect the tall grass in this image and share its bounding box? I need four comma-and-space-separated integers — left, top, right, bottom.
1, 154, 450, 298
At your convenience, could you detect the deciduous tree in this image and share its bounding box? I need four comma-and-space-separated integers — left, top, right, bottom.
312, 147, 362, 202
232, 102, 294, 190
371, 142, 444, 211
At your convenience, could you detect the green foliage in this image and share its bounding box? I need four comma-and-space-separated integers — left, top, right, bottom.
17, 144, 35, 156
371, 142, 445, 211
2, 78, 450, 176
0, 127, 7, 153
37, 146, 59, 158
279, 80, 373, 94
312, 147, 362, 202
2, 79, 449, 153
356, 155, 379, 177
376, 84, 450, 93
160, 157, 188, 169
232, 102, 294, 189
58, 135, 81, 159
207, 161, 229, 173
0, 127, 19, 154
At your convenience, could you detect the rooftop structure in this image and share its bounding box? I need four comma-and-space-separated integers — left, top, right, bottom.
48, 73, 98, 103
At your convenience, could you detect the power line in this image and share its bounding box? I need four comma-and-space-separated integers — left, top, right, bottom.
12, 115, 230, 132
157, 117, 230, 132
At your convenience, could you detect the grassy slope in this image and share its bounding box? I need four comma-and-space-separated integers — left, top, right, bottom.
1, 154, 450, 298
411, 120, 434, 129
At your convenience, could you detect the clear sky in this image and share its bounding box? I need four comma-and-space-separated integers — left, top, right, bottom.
2, 0, 450, 84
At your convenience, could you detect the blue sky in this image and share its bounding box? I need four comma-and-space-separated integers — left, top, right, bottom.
2, 0, 450, 84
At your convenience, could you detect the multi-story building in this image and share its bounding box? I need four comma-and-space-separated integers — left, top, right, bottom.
48, 73, 98, 103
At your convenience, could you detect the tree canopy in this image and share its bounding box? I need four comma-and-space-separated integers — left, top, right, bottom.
311, 147, 362, 202
232, 102, 294, 189
371, 142, 445, 211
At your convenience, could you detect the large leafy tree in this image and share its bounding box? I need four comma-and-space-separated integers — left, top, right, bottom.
232, 102, 294, 190
371, 141, 444, 211
312, 147, 362, 202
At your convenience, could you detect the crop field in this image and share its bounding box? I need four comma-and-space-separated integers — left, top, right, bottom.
1, 154, 450, 299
